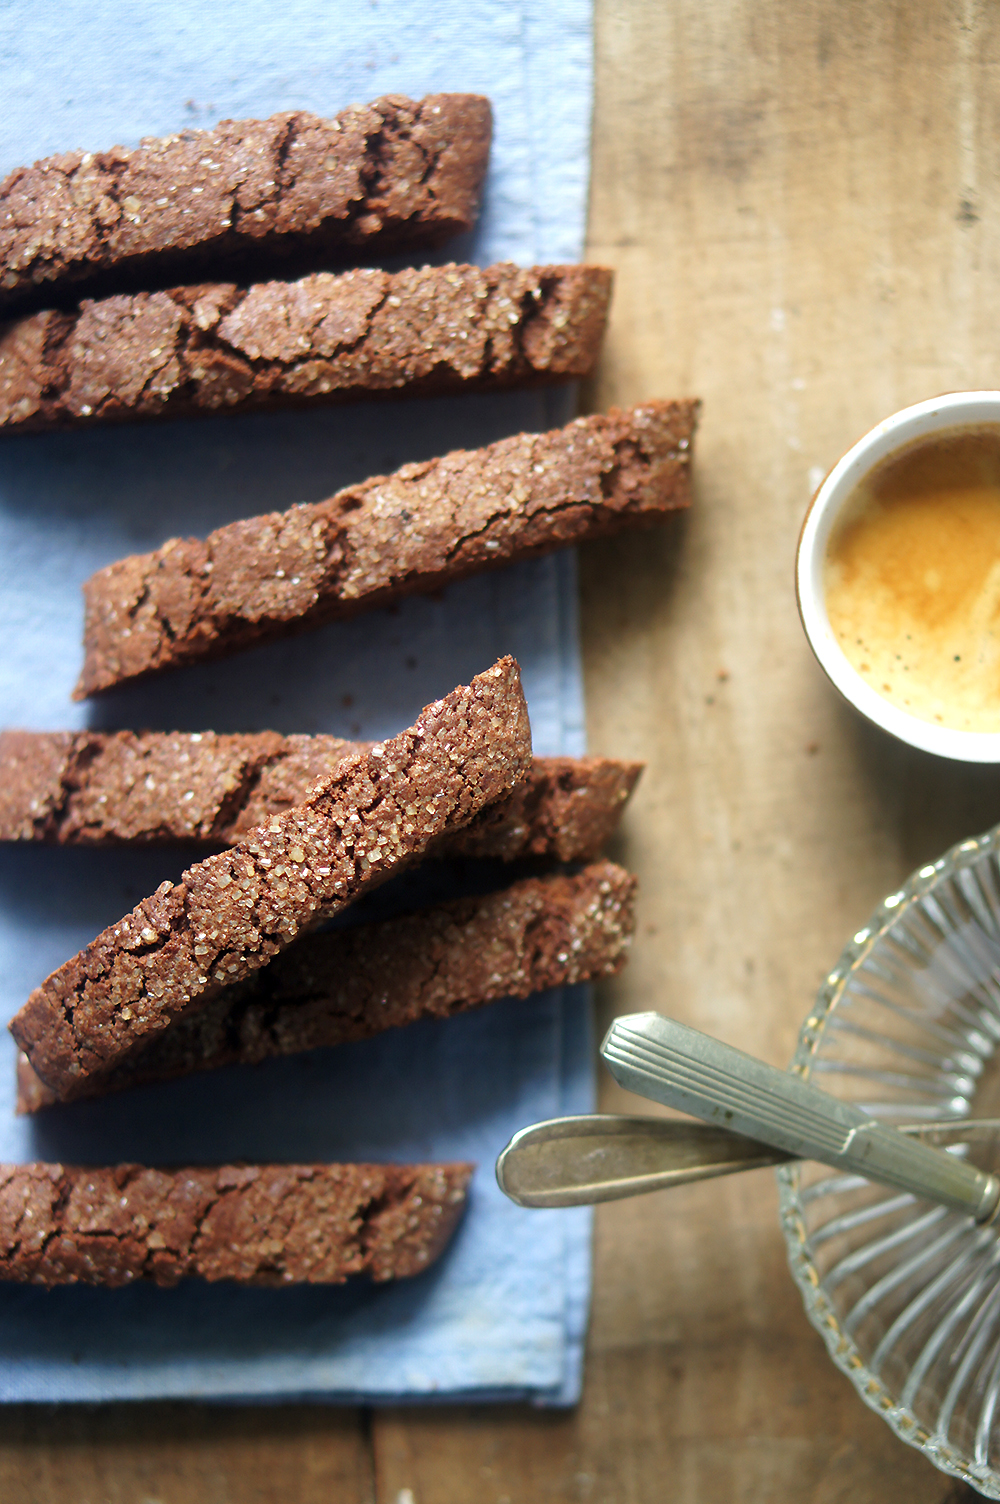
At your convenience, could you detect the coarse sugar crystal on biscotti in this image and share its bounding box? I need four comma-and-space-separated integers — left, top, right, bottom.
74, 399, 697, 698
0, 730, 642, 860
16, 861, 637, 1109
0, 1161, 473, 1286
0, 94, 492, 316
8, 657, 531, 1100
0, 262, 611, 434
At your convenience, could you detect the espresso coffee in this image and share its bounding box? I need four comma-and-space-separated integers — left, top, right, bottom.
823, 424, 1000, 733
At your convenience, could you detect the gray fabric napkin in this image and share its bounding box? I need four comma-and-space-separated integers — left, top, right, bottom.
0, 0, 597, 1403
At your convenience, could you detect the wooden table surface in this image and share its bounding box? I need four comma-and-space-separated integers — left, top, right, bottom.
3, 1, 999, 1499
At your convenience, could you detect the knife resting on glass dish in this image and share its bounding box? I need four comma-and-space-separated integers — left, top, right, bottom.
496, 1011, 1000, 1220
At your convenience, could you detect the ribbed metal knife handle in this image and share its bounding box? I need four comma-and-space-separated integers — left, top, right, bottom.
601, 1012, 1000, 1222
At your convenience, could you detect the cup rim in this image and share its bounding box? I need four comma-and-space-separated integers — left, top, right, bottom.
796, 390, 1000, 763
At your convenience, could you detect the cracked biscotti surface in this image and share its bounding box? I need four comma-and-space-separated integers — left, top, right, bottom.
17, 861, 636, 1109
0, 731, 641, 859
0, 262, 611, 434
436, 757, 643, 864
8, 657, 531, 1098
0, 93, 491, 316
0, 729, 365, 844
0, 1160, 472, 1286
75, 400, 695, 697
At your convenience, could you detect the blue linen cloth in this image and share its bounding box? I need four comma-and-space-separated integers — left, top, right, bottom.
0, 0, 596, 1403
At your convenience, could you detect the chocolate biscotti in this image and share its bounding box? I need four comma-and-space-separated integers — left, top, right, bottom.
0, 94, 491, 316
17, 861, 636, 1110
438, 758, 642, 863
9, 657, 531, 1099
76, 401, 695, 697
0, 730, 641, 860
0, 262, 611, 434
0, 1160, 472, 1286
0, 729, 363, 844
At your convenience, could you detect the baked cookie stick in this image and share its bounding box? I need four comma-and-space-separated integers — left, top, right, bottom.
17, 861, 636, 1110
75, 400, 696, 697
0, 94, 491, 315
0, 1162, 472, 1285
0, 730, 365, 845
0, 732, 641, 860
9, 657, 531, 1099
0, 262, 611, 433
435, 757, 643, 864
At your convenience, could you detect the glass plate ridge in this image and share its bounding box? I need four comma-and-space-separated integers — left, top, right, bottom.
778, 822, 1000, 1497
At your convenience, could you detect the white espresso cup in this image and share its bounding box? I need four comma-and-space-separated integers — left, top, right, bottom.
796, 391, 1000, 763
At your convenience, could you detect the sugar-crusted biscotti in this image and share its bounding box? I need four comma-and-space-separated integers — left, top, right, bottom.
75, 400, 696, 697
0, 262, 611, 434
17, 861, 636, 1110
0, 729, 364, 844
0, 731, 641, 860
0, 1161, 472, 1286
0, 94, 492, 316
436, 757, 642, 863
9, 657, 531, 1099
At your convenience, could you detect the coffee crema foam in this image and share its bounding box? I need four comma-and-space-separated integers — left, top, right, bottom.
823, 425, 1000, 734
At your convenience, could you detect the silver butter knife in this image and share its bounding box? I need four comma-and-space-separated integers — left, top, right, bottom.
597, 1011, 1000, 1222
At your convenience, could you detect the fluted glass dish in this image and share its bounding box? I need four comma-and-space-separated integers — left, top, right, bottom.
778, 824, 1000, 1496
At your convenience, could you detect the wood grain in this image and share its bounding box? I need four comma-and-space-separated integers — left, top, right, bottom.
3, 1, 1000, 1499
0, 1405, 373, 1504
